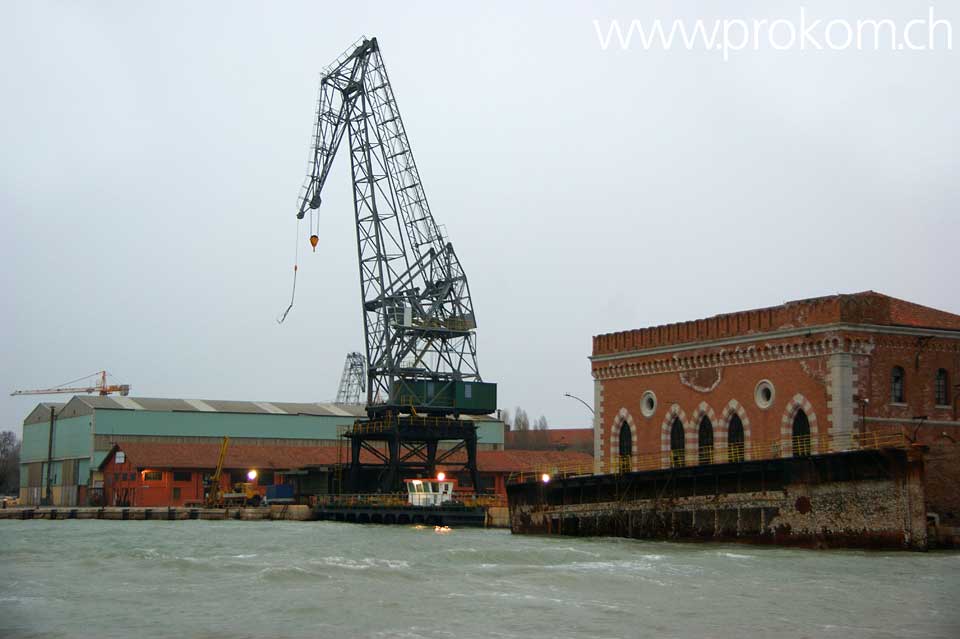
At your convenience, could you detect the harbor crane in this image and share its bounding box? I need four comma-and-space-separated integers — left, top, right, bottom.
335, 352, 366, 405
290, 36, 496, 491
10, 370, 131, 397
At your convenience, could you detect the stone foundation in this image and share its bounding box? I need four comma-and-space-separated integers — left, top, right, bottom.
507, 448, 928, 550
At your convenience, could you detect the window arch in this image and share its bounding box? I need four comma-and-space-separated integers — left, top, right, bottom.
792, 409, 811, 457
891, 366, 905, 403
935, 368, 949, 406
728, 415, 745, 462
670, 418, 685, 467
698, 416, 714, 465
618, 421, 632, 471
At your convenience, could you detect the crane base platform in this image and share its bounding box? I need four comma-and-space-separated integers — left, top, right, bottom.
344, 414, 480, 493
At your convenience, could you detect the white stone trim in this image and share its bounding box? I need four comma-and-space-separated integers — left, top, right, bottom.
593, 380, 604, 474
659, 403, 689, 468
592, 334, 877, 380
719, 399, 752, 461
689, 401, 718, 461
609, 408, 637, 471
780, 394, 819, 456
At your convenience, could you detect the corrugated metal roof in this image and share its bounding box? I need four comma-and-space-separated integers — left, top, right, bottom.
22, 402, 66, 426
47, 396, 369, 419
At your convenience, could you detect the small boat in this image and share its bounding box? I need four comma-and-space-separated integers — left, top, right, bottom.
314, 474, 486, 527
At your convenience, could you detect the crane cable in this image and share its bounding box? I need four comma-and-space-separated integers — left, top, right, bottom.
276, 217, 302, 324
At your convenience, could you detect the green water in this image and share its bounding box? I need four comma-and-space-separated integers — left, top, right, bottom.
1, 520, 957, 638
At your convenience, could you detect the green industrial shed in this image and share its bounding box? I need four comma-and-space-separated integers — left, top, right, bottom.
19, 396, 505, 506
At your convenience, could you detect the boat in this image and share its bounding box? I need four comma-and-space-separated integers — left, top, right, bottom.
314, 474, 487, 527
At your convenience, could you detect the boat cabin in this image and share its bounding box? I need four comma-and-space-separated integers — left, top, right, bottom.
405, 477, 456, 507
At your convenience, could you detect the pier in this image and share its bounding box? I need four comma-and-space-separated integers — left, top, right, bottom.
0, 504, 315, 521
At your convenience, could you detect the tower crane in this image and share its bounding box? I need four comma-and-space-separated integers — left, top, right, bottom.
289, 36, 496, 491
10, 370, 131, 397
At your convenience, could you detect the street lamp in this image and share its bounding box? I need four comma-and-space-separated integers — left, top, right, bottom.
563, 392, 595, 416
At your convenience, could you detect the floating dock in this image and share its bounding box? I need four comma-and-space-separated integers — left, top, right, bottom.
315, 502, 487, 527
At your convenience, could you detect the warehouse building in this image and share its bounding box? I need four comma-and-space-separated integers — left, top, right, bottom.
96, 442, 590, 507
19, 396, 506, 506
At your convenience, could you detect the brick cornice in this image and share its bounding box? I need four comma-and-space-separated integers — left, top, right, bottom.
593, 333, 869, 381
591, 323, 960, 363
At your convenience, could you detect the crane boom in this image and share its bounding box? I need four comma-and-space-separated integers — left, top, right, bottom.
10, 370, 131, 397
204, 436, 230, 508
295, 37, 494, 418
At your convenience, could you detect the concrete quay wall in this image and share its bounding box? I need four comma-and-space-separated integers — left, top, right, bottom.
507, 448, 930, 550
0, 505, 315, 522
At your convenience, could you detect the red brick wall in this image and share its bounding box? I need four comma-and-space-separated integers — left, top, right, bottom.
853, 333, 958, 422
595, 334, 833, 469
103, 455, 214, 507
593, 292, 960, 357
591, 323, 960, 520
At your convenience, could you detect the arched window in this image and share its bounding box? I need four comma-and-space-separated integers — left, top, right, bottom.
728, 415, 745, 463
792, 409, 811, 457
891, 366, 905, 403
618, 422, 632, 472
670, 418, 685, 467
698, 416, 714, 465
935, 369, 949, 406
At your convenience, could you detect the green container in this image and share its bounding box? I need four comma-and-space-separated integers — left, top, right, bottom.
455, 382, 497, 414
390, 380, 497, 415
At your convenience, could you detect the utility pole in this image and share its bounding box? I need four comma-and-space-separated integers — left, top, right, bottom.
43, 406, 55, 506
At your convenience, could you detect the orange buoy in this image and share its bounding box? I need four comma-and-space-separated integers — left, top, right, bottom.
309, 234, 319, 251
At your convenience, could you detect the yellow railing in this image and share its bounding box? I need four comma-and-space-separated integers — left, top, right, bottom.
344, 413, 463, 435
317, 493, 408, 507
508, 430, 911, 485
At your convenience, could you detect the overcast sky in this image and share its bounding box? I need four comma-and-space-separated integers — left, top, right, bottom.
2, 1, 957, 435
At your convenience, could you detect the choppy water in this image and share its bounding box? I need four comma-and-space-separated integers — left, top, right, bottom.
1, 521, 958, 639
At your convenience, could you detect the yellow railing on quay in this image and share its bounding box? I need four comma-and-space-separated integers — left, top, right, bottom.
344, 412, 464, 435
507, 430, 912, 485
316, 493, 408, 507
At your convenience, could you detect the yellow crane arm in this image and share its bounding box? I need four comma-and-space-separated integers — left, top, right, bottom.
205, 436, 230, 508
212, 436, 229, 483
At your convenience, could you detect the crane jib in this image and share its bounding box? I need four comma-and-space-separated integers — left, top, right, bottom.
290, 37, 496, 419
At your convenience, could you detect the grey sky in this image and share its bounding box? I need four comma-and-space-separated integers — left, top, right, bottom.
3, 1, 957, 435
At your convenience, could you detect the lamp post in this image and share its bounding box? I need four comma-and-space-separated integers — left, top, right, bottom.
858, 397, 869, 433
563, 392, 595, 416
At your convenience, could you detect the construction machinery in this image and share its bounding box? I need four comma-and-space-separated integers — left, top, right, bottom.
10, 370, 130, 397
204, 436, 230, 508
222, 481, 262, 508
335, 352, 366, 405
290, 36, 496, 492
203, 437, 262, 508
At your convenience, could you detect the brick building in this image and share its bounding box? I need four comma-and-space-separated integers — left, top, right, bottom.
590, 292, 960, 523
96, 440, 592, 507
